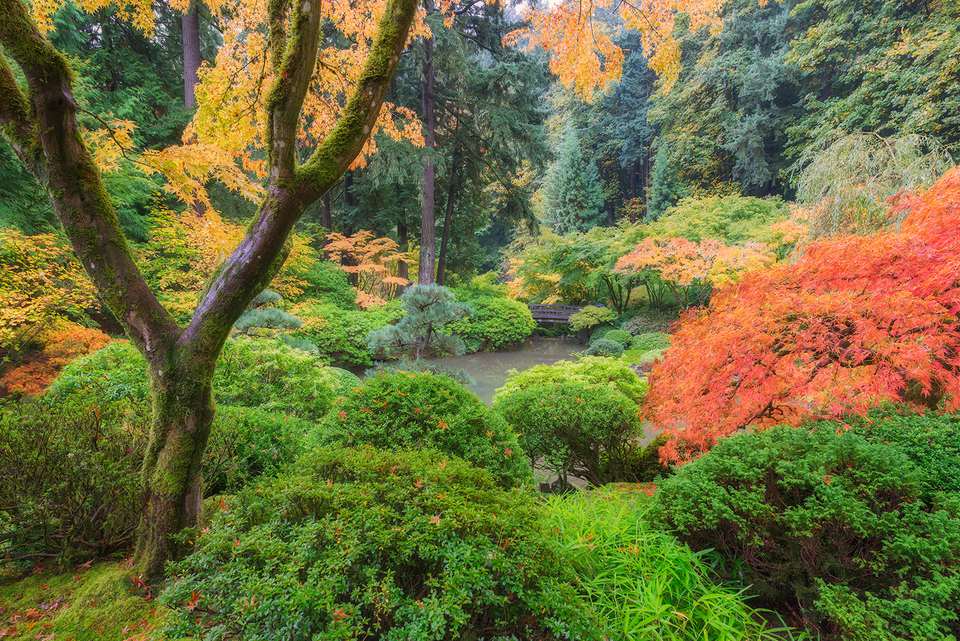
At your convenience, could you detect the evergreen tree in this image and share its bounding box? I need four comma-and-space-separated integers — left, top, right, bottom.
543, 123, 605, 233
367, 285, 469, 359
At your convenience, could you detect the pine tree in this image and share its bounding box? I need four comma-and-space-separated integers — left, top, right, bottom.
543, 123, 605, 233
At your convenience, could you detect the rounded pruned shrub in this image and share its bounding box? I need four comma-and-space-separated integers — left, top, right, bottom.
494, 380, 645, 485
595, 328, 631, 347
214, 337, 357, 420
0, 396, 148, 573
160, 447, 599, 641
569, 305, 616, 332
583, 338, 624, 357
496, 356, 647, 404
448, 293, 536, 352
653, 422, 960, 641
314, 371, 531, 487
202, 406, 315, 496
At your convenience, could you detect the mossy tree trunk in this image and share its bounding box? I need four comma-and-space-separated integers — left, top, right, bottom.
135, 365, 215, 579
0, 0, 418, 583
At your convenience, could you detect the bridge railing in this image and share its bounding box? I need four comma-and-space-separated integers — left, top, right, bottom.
528, 304, 582, 324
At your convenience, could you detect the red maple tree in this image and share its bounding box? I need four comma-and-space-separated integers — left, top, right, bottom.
647, 168, 960, 463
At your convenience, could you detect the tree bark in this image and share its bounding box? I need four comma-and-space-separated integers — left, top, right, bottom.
134, 364, 214, 580
418, 1, 437, 285
397, 215, 409, 281
436, 148, 459, 286
181, 4, 201, 109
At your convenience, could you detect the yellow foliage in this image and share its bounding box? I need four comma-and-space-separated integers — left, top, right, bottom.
0, 229, 97, 353
85, 119, 136, 173
514, 0, 747, 97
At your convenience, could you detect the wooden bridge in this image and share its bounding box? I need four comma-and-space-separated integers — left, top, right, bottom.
528, 304, 582, 324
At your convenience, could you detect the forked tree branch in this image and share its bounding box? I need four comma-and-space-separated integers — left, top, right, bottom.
181, 0, 419, 362
0, 0, 179, 364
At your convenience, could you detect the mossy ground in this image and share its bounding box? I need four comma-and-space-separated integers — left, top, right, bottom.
0, 562, 172, 640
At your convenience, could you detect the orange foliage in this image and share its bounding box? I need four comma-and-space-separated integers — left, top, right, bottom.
0, 322, 111, 396
616, 237, 772, 307
0, 229, 97, 353
324, 231, 410, 308
646, 168, 960, 463
512, 0, 741, 97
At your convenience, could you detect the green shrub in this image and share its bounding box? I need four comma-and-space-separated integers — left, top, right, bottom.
447, 294, 536, 352
647, 194, 788, 244
629, 331, 670, 352
297, 260, 356, 308
365, 359, 475, 386
314, 371, 531, 487
214, 337, 356, 420
203, 406, 315, 496
849, 408, 960, 495
160, 447, 598, 641
583, 338, 624, 357
653, 423, 960, 640
494, 380, 645, 485
250, 288, 282, 307
292, 300, 403, 366
233, 307, 303, 334
569, 305, 616, 331
49, 338, 356, 421
595, 328, 631, 347
0, 396, 321, 574
496, 356, 647, 404
0, 397, 148, 573
544, 488, 800, 641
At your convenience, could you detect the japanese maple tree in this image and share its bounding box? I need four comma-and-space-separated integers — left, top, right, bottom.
0, 0, 418, 580
647, 168, 960, 463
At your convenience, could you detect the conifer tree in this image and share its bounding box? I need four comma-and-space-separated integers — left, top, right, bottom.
543, 123, 605, 233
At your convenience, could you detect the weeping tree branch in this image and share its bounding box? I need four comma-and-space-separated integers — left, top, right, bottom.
0, 0, 179, 364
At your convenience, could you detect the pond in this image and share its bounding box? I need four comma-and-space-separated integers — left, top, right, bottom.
422, 336, 582, 404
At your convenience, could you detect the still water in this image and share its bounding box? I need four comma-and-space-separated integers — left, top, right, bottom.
421, 337, 581, 404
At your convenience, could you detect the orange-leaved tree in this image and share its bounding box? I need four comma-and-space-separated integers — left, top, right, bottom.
0, 0, 418, 580
324, 230, 410, 308
646, 168, 960, 464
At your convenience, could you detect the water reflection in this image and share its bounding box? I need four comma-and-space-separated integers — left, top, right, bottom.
421, 337, 581, 404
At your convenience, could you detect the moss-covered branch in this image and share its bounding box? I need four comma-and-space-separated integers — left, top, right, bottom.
294, 0, 419, 201
0, 0, 178, 363
0, 53, 42, 174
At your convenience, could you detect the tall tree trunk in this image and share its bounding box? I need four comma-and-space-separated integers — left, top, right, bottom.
418, 2, 437, 285
397, 215, 409, 281
320, 191, 333, 230
134, 363, 214, 580
181, 4, 201, 109
436, 149, 459, 286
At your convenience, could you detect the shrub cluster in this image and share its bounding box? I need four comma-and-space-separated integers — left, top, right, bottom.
297, 260, 357, 308
653, 419, 960, 641
160, 447, 597, 641
49, 337, 357, 421
0, 396, 148, 573
314, 371, 531, 487
448, 290, 536, 352
292, 300, 403, 366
